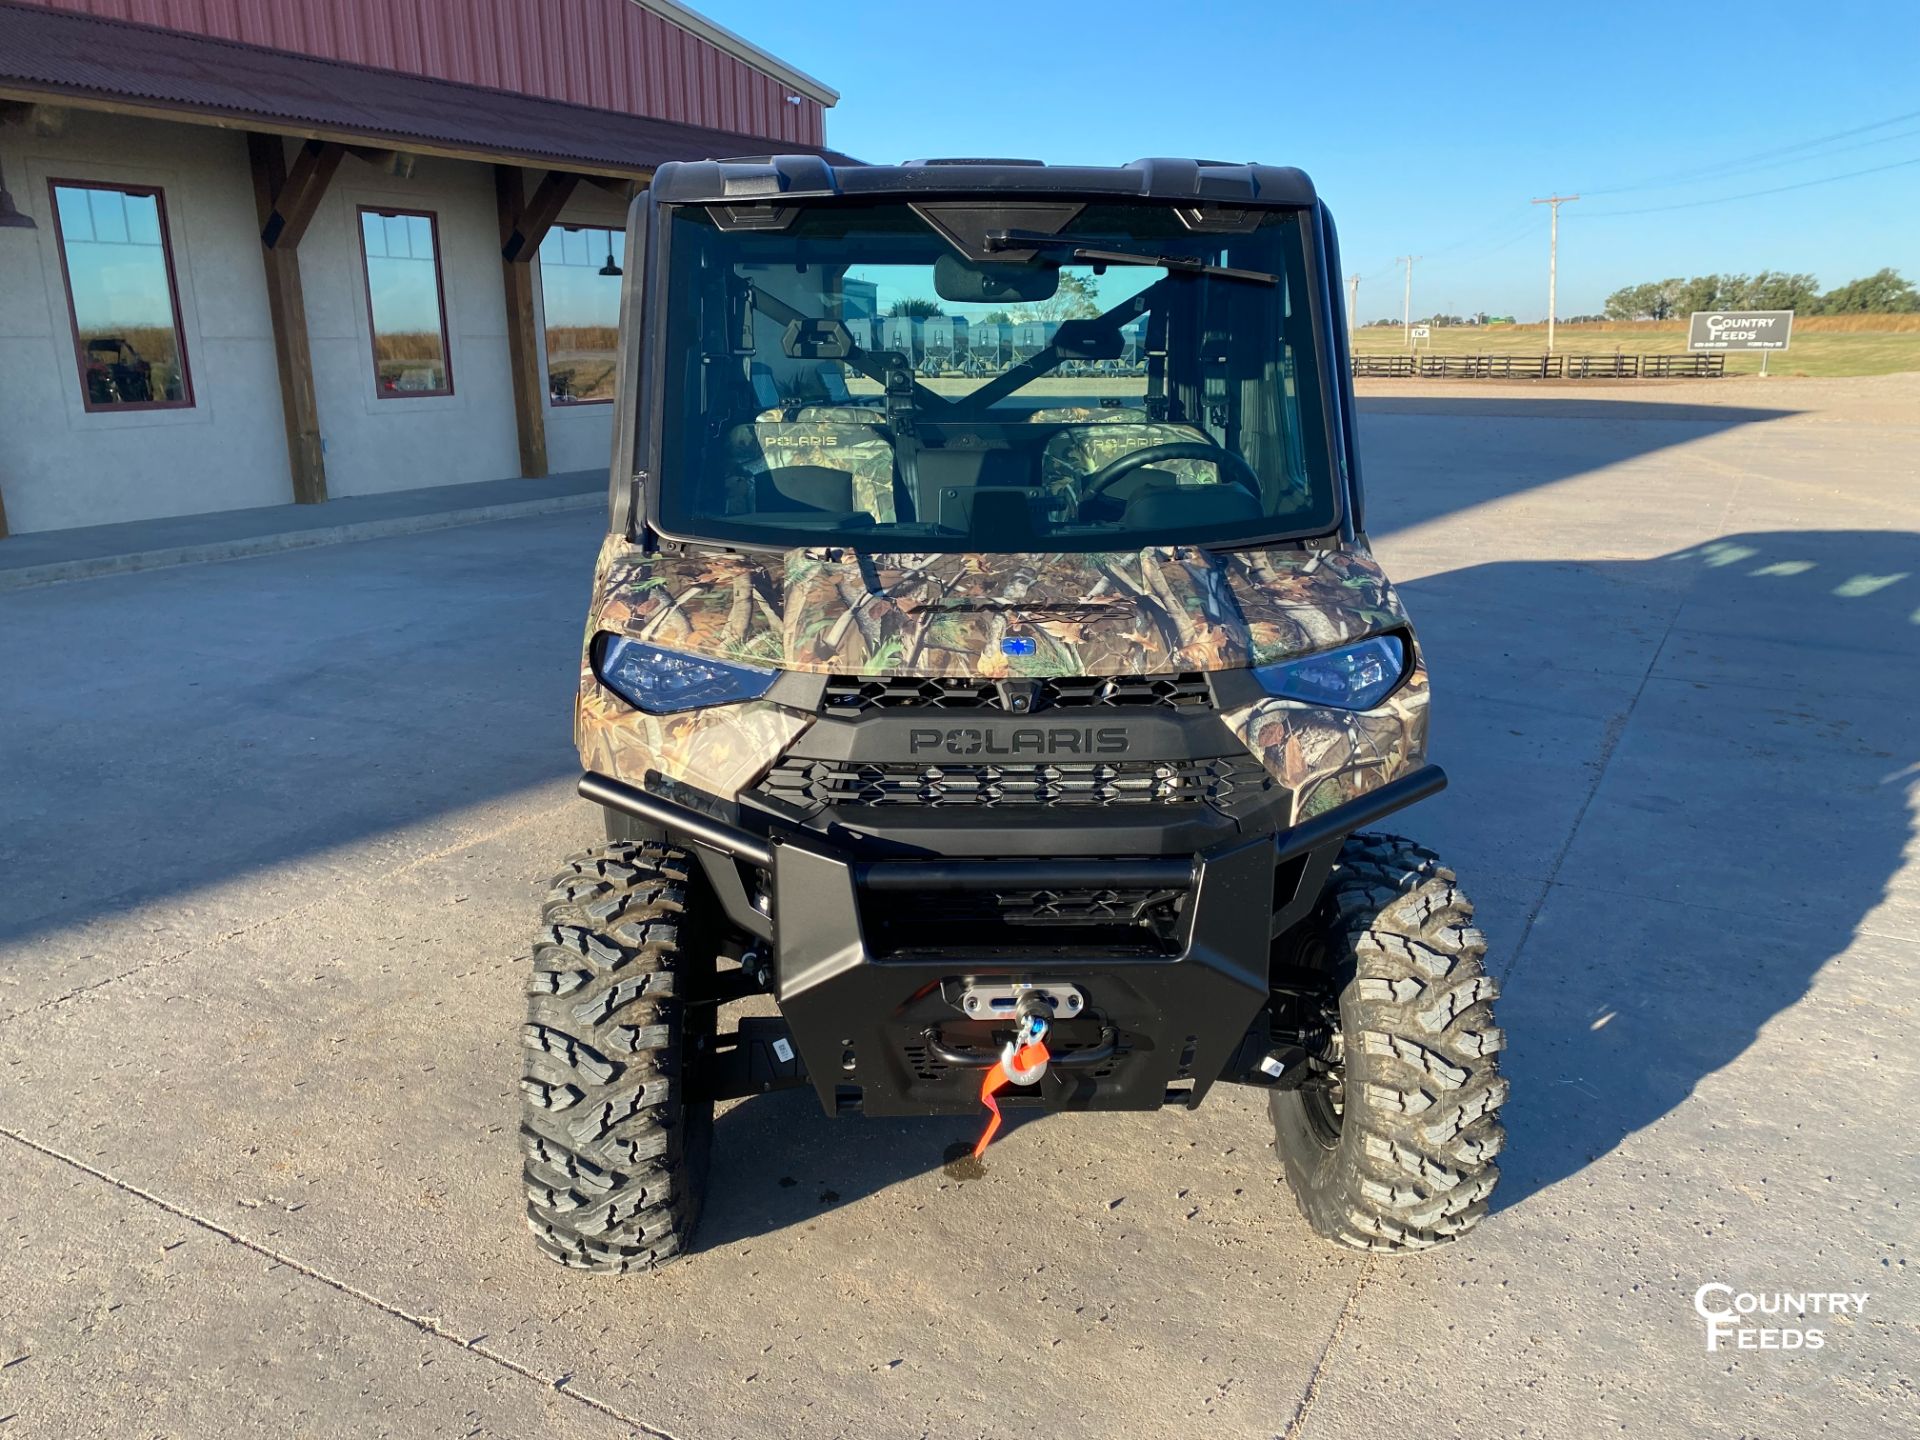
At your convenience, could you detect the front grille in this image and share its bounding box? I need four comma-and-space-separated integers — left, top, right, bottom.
914, 886, 1184, 926
821, 672, 1212, 714
758, 754, 1266, 811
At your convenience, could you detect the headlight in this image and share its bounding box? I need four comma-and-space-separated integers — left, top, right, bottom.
595, 635, 777, 714
1253, 635, 1406, 710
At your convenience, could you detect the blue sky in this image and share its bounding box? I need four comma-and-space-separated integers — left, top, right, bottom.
705, 0, 1920, 320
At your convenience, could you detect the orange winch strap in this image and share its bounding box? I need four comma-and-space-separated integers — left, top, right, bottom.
971, 1039, 1049, 1159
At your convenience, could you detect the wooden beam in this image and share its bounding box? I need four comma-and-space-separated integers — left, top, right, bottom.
583, 173, 646, 204
495, 166, 548, 478
346, 145, 417, 179
248, 133, 328, 505
0, 84, 655, 182
500, 170, 579, 262
260, 138, 345, 250
0, 100, 68, 136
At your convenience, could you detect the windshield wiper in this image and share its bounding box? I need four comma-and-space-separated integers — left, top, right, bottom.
984, 229, 1278, 285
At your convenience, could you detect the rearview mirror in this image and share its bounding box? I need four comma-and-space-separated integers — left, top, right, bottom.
933, 253, 1058, 305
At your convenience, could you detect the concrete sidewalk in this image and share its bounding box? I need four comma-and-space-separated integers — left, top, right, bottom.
0, 470, 605, 592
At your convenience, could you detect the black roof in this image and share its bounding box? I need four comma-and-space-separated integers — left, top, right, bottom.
650, 156, 1318, 207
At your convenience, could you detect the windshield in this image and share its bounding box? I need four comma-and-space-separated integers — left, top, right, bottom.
653, 200, 1337, 552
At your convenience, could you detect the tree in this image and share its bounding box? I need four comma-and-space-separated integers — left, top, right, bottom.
1673, 274, 1724, 315
1818, 268, 1919, 314
1743, 270, 1821, 311
1605, 281, 1677, 321
1010, 272, 1102, 323
887, 297, 942, 318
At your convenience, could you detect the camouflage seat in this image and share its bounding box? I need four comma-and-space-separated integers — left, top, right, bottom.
724, 419, 898, 522
755, 404, 883, 424
1038, 415, 1220, 496
1026, 406, 1152, 425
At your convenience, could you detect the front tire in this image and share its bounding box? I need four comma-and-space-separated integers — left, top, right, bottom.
1272, 834, 1507, 1252
519, 841, 714, 1273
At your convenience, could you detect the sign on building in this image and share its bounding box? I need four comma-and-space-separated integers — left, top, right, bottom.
1687, 311, 1794, 352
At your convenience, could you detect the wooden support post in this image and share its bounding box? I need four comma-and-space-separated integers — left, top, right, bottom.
496, 166, 550, 479
248, 133, 328, 505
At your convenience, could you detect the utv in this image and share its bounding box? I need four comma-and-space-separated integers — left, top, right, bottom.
521, 156, 1506, 1272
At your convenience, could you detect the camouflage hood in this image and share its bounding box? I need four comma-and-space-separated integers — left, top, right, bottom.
587, 536, 1408, 677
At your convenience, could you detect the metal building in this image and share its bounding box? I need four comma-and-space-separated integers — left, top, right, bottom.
0, 0, 839, 536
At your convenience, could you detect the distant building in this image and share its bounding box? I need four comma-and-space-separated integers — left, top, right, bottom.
0, 0, 840, 536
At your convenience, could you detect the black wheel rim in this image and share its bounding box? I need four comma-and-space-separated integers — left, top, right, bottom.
1300, 1073, 1345, 1149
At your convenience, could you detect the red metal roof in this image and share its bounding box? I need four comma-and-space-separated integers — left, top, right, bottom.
0, 1, 849, 175
1, 0, 826, 146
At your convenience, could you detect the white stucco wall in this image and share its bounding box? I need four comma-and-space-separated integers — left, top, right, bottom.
295, 152, 520, 498
0, 111, 293, 533
0, 116, 606, 534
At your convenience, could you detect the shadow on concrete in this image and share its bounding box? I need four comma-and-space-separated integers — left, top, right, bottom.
1397, 530, 1920, 1212
0, 509, 601, 959
698, 528, 1920, 1245
1356, 394, 1796, 539
0, 394, 1795, 963
699, 1092, 986, 1248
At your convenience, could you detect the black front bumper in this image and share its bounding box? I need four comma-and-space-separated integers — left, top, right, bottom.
580, 764, 1445, 1117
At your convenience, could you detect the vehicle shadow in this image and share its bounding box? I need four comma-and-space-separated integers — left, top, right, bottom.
1397, 529, 1920, 1211
1356, 391, 1796, 535
698, 1091, 988, 1247
0, 396, 1792, 967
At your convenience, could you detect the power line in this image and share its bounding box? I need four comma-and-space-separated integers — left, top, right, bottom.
1582, 106, 1920, 196
1583, 154, 1920, 218
1602, 122, 1920, 194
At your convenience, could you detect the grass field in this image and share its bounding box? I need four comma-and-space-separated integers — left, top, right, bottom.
1352, 315, 1920, 377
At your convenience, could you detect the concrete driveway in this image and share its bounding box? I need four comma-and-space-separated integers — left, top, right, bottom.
2, 380, 1915, 1437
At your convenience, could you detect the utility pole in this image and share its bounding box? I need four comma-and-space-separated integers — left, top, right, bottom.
1531, 194, 1578, 352
1397, 255, 1419, 349
1347, 273, 1360, 336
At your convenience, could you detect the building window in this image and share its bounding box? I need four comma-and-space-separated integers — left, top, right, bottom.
49, 180, 193, 411
359, 208, 453, 397
539, 225, 625, 405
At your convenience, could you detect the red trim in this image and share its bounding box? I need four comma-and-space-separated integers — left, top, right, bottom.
47, 177, 196, 414
357, 204, 455, 400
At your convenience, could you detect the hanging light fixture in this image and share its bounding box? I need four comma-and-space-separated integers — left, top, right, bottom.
0, 159, 38, 231
599, 229, 622, 277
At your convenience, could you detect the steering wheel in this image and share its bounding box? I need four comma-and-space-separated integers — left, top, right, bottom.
1079, 441, 1262, 504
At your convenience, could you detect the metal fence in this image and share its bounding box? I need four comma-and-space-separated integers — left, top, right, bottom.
1353, 352, 1728, 380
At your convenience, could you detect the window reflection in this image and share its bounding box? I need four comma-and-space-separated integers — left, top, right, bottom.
539, 226, 624, 404
50, 181, 193, 410
360, 208, 452, 397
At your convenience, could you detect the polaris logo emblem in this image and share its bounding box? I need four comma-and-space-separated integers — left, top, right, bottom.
908, 726, 1129, 756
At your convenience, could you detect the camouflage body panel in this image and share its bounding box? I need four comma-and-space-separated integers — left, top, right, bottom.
1220, 659, 1430, 826
585, 534, 1407, 678
723, 419, 897, 522
576, 680, 812, 802
577, 535, 1425, 808
576, 536, 813, 799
